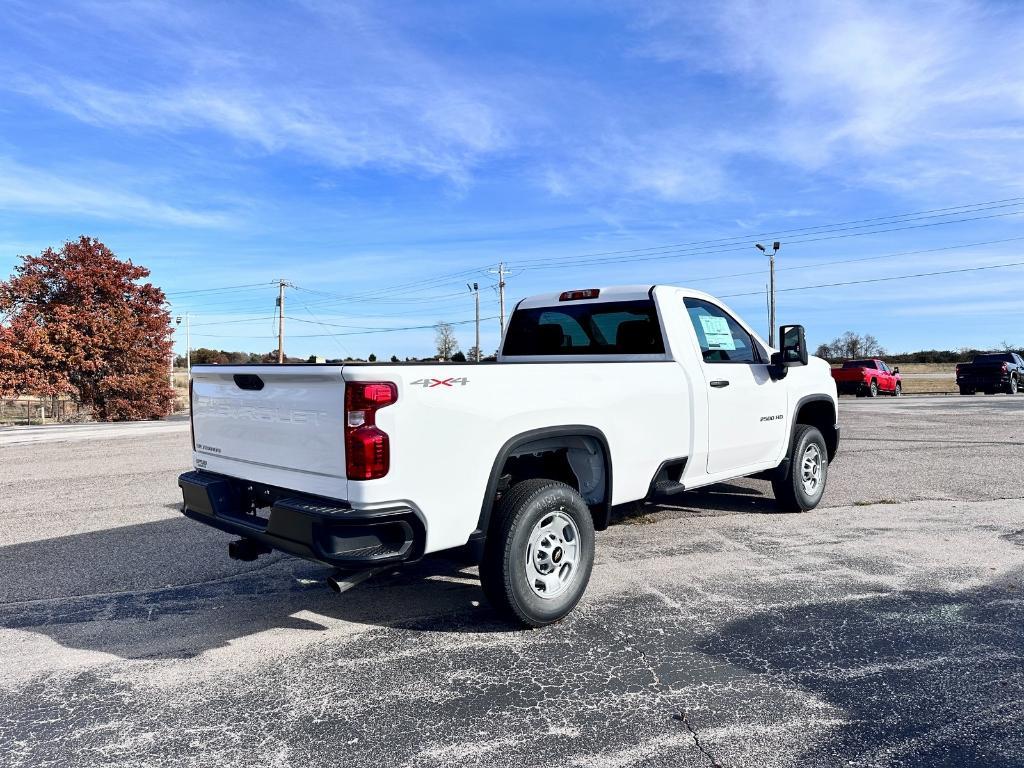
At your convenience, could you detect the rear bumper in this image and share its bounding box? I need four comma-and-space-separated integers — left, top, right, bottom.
957, 374, 1010, 389
178, 470, 424, 568
834, 381, 868, 395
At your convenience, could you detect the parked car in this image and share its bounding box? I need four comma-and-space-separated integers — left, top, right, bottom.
178, 285, 840, 626
831, 359, 902, 397
956, 352, 1024, 395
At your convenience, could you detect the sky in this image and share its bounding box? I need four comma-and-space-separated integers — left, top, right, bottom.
2, 0, 1024, 360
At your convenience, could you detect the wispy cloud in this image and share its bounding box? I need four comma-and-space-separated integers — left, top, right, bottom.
631, 0, 1024, 189
3, 1, 513, 183
0, 158, 229, 227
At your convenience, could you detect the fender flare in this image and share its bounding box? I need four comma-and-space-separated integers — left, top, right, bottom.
471, 425, 613, 541
790, 394, 840, 459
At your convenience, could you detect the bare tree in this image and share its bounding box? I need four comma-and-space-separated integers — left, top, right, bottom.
826, 331, 885, 359
434, 322, 459, 361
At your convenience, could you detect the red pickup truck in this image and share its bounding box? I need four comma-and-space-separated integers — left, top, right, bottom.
831, 359, 902, 397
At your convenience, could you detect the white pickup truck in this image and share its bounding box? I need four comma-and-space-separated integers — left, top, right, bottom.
179, 285, 839, 626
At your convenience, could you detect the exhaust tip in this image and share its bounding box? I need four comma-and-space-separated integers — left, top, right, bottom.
326, 574, 343, 593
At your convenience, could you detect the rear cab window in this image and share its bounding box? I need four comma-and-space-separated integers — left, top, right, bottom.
502, 300, 665, 356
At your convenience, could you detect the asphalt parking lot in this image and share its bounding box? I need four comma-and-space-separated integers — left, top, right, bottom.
1, 396, 1022, 768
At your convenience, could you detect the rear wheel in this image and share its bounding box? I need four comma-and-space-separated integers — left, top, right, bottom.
867, 379, 879, 397
480, 479, 595, 627
959, 387, 975, 396
772, 425, 829, 512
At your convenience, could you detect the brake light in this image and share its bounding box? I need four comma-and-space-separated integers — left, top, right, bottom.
188, 378, 195, 451
1002, 362, 1009, 372
559, 288, 600, 301
345, 381, 397, 480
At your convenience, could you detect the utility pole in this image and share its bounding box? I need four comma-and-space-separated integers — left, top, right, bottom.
497, 262, 506, 338
186, 313, 191, 376
277, 279, 286, 363
468, 282, 480, 361
755, 242, 780, 347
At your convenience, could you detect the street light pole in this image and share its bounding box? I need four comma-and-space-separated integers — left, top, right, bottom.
756, 242, 780, 347
175, 313, 192, 378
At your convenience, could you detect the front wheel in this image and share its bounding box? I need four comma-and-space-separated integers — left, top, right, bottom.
772, 425, 829, 512
893, 382, 902, 397
480, 479, 595, 627
1008, 377, 1019, 395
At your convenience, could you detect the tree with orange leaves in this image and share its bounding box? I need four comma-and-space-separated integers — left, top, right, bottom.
0, 237, 175, 421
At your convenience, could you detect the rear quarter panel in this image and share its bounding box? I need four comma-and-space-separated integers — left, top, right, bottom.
344, 362, 690, 553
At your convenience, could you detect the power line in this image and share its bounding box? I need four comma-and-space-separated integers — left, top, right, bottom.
163, 196, 1024, 307
164, 282, 277, 297
509, 196, 1024, 268
684, 235, 1024, 285
516, 207, 1024, 271
718, 260, 1024, 299
190, 315, 499, 339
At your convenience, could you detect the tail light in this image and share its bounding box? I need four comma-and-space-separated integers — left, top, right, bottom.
345, 381, 397, 480
1002, 362, 1009, 372
188, 378, 195, 451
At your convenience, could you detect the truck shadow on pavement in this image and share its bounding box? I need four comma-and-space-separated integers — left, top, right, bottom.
0, 516, 519, 661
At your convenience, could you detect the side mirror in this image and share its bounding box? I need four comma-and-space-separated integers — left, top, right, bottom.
769, 324, 808, 379
893, 367, 900, 374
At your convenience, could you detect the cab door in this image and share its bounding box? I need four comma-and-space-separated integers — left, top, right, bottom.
683, 298, 788, 475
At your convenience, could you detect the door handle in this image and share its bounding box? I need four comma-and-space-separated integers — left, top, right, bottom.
710, 380, 730, 388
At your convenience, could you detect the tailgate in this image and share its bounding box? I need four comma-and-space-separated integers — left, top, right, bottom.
191, 366, 347, 480
831, 369, 862, 381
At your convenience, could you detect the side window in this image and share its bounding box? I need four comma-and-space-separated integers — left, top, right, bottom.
878, 361, 889, 373
684, 298, 761, 364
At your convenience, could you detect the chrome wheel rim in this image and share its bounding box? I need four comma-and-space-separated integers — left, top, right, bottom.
525, 510, 580, 599
801, 444, 823, 496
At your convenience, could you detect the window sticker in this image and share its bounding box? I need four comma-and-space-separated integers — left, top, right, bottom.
698, 314, 736, 351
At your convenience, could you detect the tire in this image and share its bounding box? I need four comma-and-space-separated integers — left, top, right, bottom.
772, 425, 829, 513
479, 479, 595, 627
959, 387, 974, 396
1008, 376, 1019, 395
867, 380, 879, 398
893, 382, 902, 397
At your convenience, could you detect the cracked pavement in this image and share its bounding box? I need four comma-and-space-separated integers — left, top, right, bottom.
1, 395, 1022, 767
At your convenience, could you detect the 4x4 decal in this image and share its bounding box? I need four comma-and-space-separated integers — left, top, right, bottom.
410, 377, 469, 388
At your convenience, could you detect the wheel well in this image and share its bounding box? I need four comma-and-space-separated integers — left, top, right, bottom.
478, 431, 612, 536
795, 399, 839, 460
